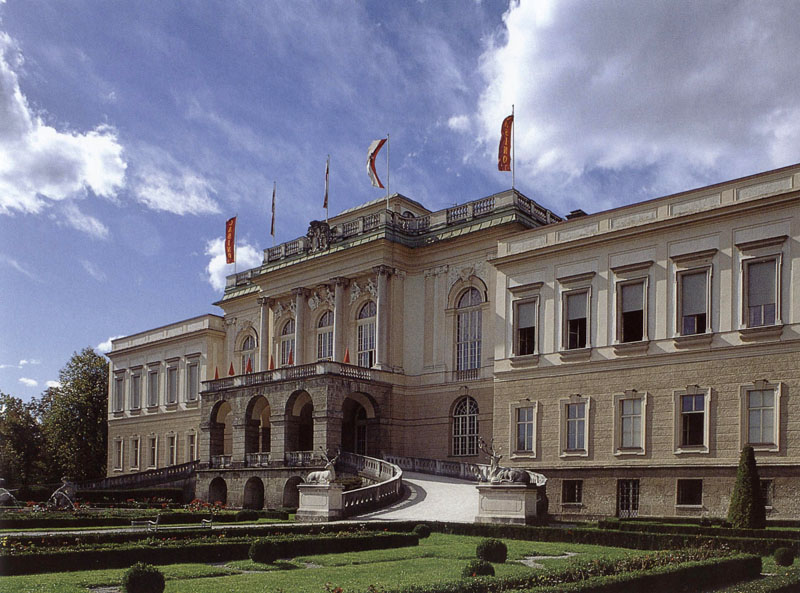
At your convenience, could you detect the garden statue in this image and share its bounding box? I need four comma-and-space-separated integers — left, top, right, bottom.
478, 438, 546, 487
0, 477, 21, 507
305, 449, 339, 484
48, 477, 77, 509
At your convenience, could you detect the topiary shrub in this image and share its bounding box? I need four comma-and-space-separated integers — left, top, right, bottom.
412, 524, 431, 538
249, 539, 280, 564
235, 510, 260, 522
476, 538, 507, 563
122, 562, 165, 593
727, 446, 766, 529
462, 559, 494, 578
774, 547, 795, 566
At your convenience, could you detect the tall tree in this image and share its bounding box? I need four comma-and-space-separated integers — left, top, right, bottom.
727, 445, 766, 529
0, 392, 45, 487
41, 347, 109, 482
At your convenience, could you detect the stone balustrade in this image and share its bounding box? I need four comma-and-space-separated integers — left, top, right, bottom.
338, 452, 403, 517
79, 461, 198, 491
383, 453, 488, 482
202, 361, 380, 393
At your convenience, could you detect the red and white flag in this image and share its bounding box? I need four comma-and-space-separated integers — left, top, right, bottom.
498, 114, 513, 171
323, 156, 330, 209
270, 182, 276, 238
225, 216, 236, 263
367, 138, 387, 188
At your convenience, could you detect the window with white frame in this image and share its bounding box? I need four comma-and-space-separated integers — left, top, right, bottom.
317, 310, 334, 361
131, 437, 140, 469
560, 395, 590, 456
186, 360, 199, 402
452, 396, 479, 456
564, 290, 589, 349
167, 434, 177, 466
515, 299, 537, 356
678, 269, 709, 335
673, 386, 711, 453
456, 288, 482, 371
740, 381, 781, 451
113, 439, 123, 469
614, 391, 646, 455
147, 368, 159, 407
744, 258, 778, 327
130, 371, 141, 410
187, 433, 196, 462
618, 281, 645, 342
516, 406, 535, 452
166, 364, 178, 404
239, 335, 256, 373
148, 436, 158, 468
280, 319, 296, 366
113, 374, 124, 412
357, 301, 376, 368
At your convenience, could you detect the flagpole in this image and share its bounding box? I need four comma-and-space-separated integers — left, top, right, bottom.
271, 182, 276, 247
511, 104, 515, 191
326, 155, 330, 223
385, 133, 390, 211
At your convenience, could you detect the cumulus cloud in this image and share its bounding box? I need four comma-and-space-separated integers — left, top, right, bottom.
45, 380, 61, 389
96, 335, 125, 354
0, 33, 127, 216
18, 377, 38, 387
477, 1, 800, 210
205, 236, 262, 292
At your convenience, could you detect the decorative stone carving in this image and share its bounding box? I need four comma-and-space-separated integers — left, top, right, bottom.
48, 477, 77, 509
366, 278, 377, 297
323, 287, 335, 308
448, 261, 487, 289
308, 292, 321, 311
349, 281, 362, 304
307, 220, 331, 253
273, 302, 285, 323
424, 265, 448, 278
304, 450, 339, 484
478, 438, 546, 486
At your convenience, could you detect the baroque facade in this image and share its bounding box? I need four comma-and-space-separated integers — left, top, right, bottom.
107, 164, 800, 518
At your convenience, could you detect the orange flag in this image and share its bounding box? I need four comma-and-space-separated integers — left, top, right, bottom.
214, 367, 219, 380
498, 114, 513, 171
343, 347, 350, 364
228, 362, 235, 376
225, 216, 236, 263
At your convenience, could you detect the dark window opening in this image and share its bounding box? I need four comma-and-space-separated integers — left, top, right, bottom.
567, 318, 586, 350
621, 310, 644, 342
677, 479, 703, 505
562, 480, 583, 503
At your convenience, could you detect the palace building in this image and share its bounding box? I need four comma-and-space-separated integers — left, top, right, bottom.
106, 164, 800, 519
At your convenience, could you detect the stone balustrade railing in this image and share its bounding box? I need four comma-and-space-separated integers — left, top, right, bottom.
210, 455, 232, 469
78, 461, 198, 491
382, 454, 489, 482
245, 452, 272, 467
202, 361, 380, 393
338, 452, 403, 517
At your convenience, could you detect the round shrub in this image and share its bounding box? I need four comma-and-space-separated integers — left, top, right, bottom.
122, 562, 165, 593
249, 539, 279, 564
476, 538, 507, 563
462, 559, 494, 577
412, 524, 432, 538
774, 547, 795, 566
236, 509, 260, 522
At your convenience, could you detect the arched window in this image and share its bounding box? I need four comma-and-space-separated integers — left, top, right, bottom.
357, 301, 376, 368
453, 396, 479, 456
317, 311, 333, 361
239, 334, 257, 374
456, 288, 482, 373
280, 319, 295, 367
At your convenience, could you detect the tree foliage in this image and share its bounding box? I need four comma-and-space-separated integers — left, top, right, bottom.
0, 392, 45, 487
727, 445, 766, 529
40, 347, 108, 481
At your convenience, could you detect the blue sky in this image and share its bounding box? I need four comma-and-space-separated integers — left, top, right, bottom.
2, 1, 799, 401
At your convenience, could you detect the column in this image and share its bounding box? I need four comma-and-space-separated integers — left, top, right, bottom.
258, 296, 270, 372
331, 277, 349, 363
231, 417, 248, 468
293, 288, 308, 366
374, 265, 392, 370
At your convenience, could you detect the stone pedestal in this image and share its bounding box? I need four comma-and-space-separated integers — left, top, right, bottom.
296, 483, 344, 522
475, 483, 542, 525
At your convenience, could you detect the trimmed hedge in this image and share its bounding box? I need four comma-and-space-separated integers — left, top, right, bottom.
80, 488, 185, 504
122, 562, 165, 593
598, 519, 800, 542
462, 559, 494, 577
773, 547, 794, 566
0, 530, 419, 575
476, 538, 507, 563
716, 571, 800, 593
0, 509, 288, 529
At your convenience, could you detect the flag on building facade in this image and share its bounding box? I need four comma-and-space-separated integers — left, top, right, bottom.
498, 114, 513, 171
228, 362, 235, 376
245, 357, 253, 374
225, 216, 236, 263
214, 367, 219, 380
367, 138, 387, 188
343, 347, 350, 364
323, 156, 330, 209
268, 354, 275, 370
287, 349, 294, 366
270, 183, 276, 238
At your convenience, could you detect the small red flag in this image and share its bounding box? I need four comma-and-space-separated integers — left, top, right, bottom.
225, 216, 236, 263
245, 357, 253, 373
228, 362, 235, 376
268, 354, 275, 370
343, 347, 350, 364
287, 349, 294, 366
214, 367, 219, 380
498, 114, 513, 171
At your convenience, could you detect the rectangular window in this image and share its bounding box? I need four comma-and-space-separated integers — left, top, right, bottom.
317, 330, 333, 361
456, 310, 481, 370
677, 479, 703, 506
620, 398, 642, 448
681, 394, 705, 446
748, 389, 775, 445
131, 438, 140, 469
566, 292, 588, 349
187, 434, 196, 462
147, 370, 159, 407
113, 376, 124, 412
357, 322, 376, 368
746, 259, 777, 327
130, 372, 141, 410
515, 301, 537, 355
516, 406, 535, 451
680, 271, 707, 335
168, 435, 177, 466
114, 440, 123, 469
566, 403, 586, 450
166, 366, 178, 404
280, 336, 295, 366
148, 437, 157, 468
619, 282, 645, 342
562, 480, 583, 504
186, 362, 199, 402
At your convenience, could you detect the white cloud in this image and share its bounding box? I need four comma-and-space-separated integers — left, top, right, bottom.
18, 377, 38, 387
0, 253, 39, 281
59, 202, 110, 239
81, 258, 107, 282
45, 380, 61, 389
448, 115, 471, 133
0, 33, 127, 216
18, 359, 40, 366
96, 335, 125, 354
477, 1, 800, 210
205, 236, 262, 292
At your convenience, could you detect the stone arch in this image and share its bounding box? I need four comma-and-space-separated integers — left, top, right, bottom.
285, 390, 314, 452
341, 392, 379, 456
451, 395, 479, 457
209, 400, 233, 457
244, 395, 271, 456
235, 326, 259, 374
242, 477, 264, 510
208, 477, 227, 505
282, 476, 303, 509
447, 276, 488, 309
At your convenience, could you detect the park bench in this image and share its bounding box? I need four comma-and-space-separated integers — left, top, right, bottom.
130, 514, 161, 532
200, 514, 213, 529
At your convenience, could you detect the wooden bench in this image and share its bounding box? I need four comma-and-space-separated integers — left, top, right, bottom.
131, 514, 161, 532
201, 515, 213, 528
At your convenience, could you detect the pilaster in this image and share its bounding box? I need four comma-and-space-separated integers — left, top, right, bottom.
374, 265, 392, 370
332, 277, 349, 363
293, 288, 309, 365
258, 296, 270, 372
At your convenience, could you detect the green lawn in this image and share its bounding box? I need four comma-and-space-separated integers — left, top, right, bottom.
0, 533, 638, 593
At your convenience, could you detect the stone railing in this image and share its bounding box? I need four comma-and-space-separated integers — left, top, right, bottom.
454, 368, 480, 382
245, 452, 272, 467
202, 361, 380, 393
210, 455, 232, 469
382, 454, 488, 482
78, 461, 198, 491
338, 452, 403, 517
284, 450, 317, 466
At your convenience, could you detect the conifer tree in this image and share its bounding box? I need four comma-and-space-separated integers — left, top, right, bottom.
727, 445, 766, 529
